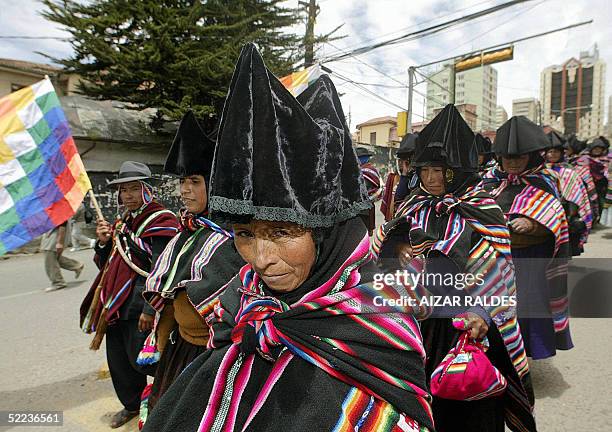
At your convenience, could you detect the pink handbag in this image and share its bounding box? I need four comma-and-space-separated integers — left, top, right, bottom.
430, 330, 507, 401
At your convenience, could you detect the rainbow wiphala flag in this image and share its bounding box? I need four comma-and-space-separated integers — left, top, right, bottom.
280, 64, 321, 96
0, 78, 91, 255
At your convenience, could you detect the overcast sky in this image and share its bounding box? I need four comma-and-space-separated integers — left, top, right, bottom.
1, 0, 610, 130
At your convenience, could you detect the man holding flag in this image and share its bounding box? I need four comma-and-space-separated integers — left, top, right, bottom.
80, 161, 179, 428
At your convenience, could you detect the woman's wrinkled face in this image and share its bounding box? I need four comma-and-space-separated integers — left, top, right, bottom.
233, 220, 316, 293
546, 148, 563, 163
420, 166, 445, 196
180, 175, 207, 214
398, 159, 411, 176
501, 154, 530, 175
119, 181, 145, 211
590, 147, 605, 157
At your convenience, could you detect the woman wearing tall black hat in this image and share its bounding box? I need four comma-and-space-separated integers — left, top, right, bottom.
137, 112, 244, 422
482, 116, 573, 360
585, 137, 610, 223
475, 133, 496, 175
142, 44, 433, 432
381, 133, 418, 221
544, 130, 592, 256
565, 134, 599, 220
372, 105, 536, 432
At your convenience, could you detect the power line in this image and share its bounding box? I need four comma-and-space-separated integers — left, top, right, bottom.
321, 0, 535, 62
321, 0, 495, 56
416, 19, 592, 69
0, 35, 70, 40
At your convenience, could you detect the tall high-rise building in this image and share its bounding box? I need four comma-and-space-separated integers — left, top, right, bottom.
495, 106, 508, 128
540, 46, 606, 139
607, 95, 612, 136
512, 98, 539, 123
426, 64, 498, 131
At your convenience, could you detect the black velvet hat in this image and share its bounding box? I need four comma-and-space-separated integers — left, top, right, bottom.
546, 130, 565, 149
355, 147, 374, 158
475, 133, 493, 155
164, 110, 215, 181
588, 137, 609, 151
493, 116, 548, 156
397, 133, 418, 159
208, 44, 370, 228
565, 134, 587, 153
412, 104, 478, 172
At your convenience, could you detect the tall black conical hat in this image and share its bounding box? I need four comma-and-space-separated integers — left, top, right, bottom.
475, 133, 493, 155
397, 133, 418, 158
164, 110, 215, 180
412, 104, 477, 171
208, 44, 370, 228
546, 130, 565, 149
588, 137, 609, 150
565, 134, 587, 153
493, 116, 548, 155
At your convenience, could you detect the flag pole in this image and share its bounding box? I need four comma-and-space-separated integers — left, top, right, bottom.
88, 190, 105, 222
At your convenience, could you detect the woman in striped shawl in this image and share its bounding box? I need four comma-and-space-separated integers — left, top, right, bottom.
544, 130, 592, 255
356, 147, 382, 235
372, 105, 535, 432
142, 44, 433, 432
482, 116, 573, 361
137, 112, 244, 422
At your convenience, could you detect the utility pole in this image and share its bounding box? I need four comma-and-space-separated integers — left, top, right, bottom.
448, 64, 456, 104
301, 0, 319, 67
407, 67, 415, 133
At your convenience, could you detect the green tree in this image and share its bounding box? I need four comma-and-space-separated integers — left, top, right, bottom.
41, 0, 331, 129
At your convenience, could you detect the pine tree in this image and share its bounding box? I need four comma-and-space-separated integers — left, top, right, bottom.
41, 0, 329, 129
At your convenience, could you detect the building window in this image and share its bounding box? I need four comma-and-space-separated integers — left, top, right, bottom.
369, 132, 376, 145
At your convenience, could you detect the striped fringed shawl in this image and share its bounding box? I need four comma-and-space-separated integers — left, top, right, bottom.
372, 186, 528, 378
548, 163, 592, 248
141, 218, 434, 432
361, 162, 383, 202
483, 166, 572, 338
80, 202, 179, 332
138, 211, 244, 365
371, 185, 534, 432
569, 155, 600, 217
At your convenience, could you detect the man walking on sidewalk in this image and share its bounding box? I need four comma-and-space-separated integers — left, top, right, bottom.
41, 219, 84, 292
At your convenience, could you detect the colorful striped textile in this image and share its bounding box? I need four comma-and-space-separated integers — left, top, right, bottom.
332, 387, 428, 432
372, 185, 529, 378
0, 78, 91, 255
483, 166, 572, 347
200, 222, 433, 431
361, 162, 383, 202
280, 64, 321, 97
79, 202, 179, 334
138, 210, 243, 366
371, 184, 535, 431
568, 155, 599, 217
548, 163, 592, 247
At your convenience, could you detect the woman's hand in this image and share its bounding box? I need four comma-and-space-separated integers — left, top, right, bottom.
96, 219, 112, 246
463, 312, 489, 339
138, 313, 154, 332
509, 217, 535, 234
395, 243, 413, 268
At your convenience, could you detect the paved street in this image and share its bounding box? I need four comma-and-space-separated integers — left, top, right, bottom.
0, 226, 611, 431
